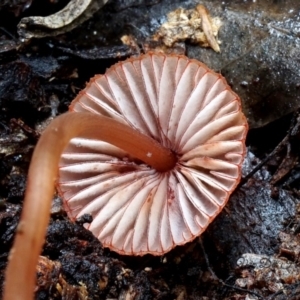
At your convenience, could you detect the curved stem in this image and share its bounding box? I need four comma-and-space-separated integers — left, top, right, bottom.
3, 112, 176, 300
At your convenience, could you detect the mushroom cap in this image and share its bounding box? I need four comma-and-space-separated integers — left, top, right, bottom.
58, 52, 248, 256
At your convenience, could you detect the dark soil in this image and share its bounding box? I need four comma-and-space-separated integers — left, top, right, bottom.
1, 1, 300, 299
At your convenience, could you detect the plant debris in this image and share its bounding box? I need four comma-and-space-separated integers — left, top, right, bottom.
1, 1, 300, 299
18, 0, 109, 40
152, 4, 222, 52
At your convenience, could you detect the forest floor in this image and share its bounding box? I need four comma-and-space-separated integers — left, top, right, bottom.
1, 1, 300, 299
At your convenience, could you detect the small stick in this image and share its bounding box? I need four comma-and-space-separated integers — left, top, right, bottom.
197, 5, 220, 53
199, 238, 264, 299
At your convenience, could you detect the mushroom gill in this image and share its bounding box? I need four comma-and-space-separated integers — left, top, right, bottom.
58, 52, 248, 256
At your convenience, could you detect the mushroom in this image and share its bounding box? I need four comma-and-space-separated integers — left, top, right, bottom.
4, 52, 248, 300
58, 52, 248, 255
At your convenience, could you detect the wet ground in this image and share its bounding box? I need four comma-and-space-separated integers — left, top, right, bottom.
1, 0, 300, 299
